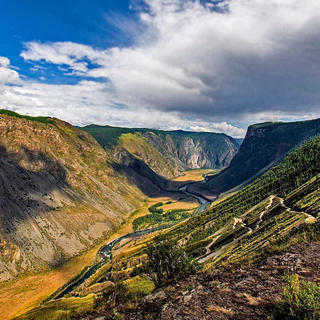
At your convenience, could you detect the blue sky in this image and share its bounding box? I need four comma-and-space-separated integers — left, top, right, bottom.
0, 0, 320, 137
1, 0, 134, 83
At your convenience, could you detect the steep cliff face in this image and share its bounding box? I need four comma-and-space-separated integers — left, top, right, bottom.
141, 131, 237, 170
192, 118, 320, 195
82, 125, 239, 178
0, 113, 145, 281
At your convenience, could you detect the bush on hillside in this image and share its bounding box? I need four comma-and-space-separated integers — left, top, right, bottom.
143, 241, 199, 287
273, 274, 320, 320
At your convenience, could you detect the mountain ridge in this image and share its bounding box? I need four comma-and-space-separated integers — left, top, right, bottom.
82, 124, 239, 179
5, 112, 320, 320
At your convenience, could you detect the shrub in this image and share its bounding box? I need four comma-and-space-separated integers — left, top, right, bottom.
107, 311, 124, 320
133, 208, 193, 231
273, 274, 320, 319
144, 241, 199, 287
113, 276, 155, 305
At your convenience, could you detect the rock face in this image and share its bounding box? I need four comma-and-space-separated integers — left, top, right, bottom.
0, 114, 145, 281
141, 131, 237, 171
193, 118, 320, 195
82, 125, 239, 179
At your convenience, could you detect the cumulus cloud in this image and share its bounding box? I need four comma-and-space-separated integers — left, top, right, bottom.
0, 56, 20, 84
2, 0, 320, 137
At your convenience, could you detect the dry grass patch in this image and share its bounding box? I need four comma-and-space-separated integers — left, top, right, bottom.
15, 294, 96, 320
206, 305, 234, 315
161, 198, 198, 211
0, 248, 98, 320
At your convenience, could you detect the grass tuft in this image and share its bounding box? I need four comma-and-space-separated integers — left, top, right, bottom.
273, 274, 320, 320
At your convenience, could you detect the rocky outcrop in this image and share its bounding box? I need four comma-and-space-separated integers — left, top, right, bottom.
121, 242, 320, 320
73, 241, 320, 320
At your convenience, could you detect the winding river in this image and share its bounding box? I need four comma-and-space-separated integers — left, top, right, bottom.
52, 178, 210, 300
178, 176, 211, 214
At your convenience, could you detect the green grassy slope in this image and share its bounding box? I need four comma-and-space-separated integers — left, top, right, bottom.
81, 124, 135, 148
118, 133, 179, 178
14, 294, 96, 320
0, 109, 55, 125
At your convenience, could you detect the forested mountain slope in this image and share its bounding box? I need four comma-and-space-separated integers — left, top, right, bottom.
192, 118, 320, 195
164, 134, 320, 261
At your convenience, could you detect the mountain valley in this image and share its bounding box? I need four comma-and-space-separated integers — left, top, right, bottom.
1, 110, 320, 320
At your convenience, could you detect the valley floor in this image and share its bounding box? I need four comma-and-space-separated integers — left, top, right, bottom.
173, 169, 220, 182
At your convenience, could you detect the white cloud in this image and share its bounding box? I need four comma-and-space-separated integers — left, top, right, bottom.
0, 56, 20, 84
0, 57, 10, 68
21, 42, 108, 75
0, 78, 245, 137
1, 0, 320, 137
189, 121, 246, 138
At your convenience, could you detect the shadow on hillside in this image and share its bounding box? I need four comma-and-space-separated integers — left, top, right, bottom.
110, 150, 188, 199
0, 143, 191, 236
0, 144, 70, 235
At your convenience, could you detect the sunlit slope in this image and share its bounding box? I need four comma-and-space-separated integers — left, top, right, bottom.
82, 125, 239, 179
0, 111, 145, 281
15, 294, 96, 320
